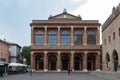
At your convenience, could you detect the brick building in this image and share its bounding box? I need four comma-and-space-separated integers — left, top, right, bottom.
30, 9, 101, 72
0, 40, 9, 63
7, 42, 22, 63
102, 4, 120, 71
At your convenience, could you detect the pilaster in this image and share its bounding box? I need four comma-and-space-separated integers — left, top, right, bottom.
57, 51, 61, 72
70, 51, 75, 71
96, 51, 101, 71
44, 51, 48, 72
83, 51, 88, 72
83, 26, 87, 45
44, 26, 47, 45
71, 26, 74, 45
57, 26, 61, 45
96, 27, 100, 45
31, 51, 34, 70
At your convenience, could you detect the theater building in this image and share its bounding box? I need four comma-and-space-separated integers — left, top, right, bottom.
30, 9, 101, 72
102, 4, 120, 71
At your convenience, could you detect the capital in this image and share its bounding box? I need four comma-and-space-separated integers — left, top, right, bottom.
58, 26, 61, 30
97, 27, 100, 30
44, 26, 47, 30
71, 51, 75, 54
44, 51, 48, 54
71, 26, 74, 30
97, 51, 100, 55
31, 27, 33, 30
57, 51, 61, 54
31, 51, 34, 55
84, 51, 88, 55
84, 26, 87, 30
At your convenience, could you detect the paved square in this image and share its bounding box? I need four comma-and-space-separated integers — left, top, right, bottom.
1, 72, 120, 80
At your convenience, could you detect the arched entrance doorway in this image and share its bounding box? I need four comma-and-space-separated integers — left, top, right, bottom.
35, 55, 44, 70
112, 50, 118, 71
61, 55, 70, 70
48, 55, 57, 70
87, 55, 96, 71
106, 53, 110, 70
74, 55, 83, 70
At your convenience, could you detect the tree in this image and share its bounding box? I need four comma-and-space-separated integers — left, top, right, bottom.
22, 46, 30, 65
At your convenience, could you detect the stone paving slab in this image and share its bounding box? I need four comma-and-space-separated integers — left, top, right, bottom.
90, 71, 120, 80
0, 72, 120, 80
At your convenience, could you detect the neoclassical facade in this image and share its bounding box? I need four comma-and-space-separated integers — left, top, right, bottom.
30, 10, 101, 72
102, 4, 120, 71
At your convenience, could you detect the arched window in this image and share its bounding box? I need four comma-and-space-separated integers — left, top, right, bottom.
87, 31, 96, 44
61, 31, 70, 45
48, 31, 57, 45
74, 31, 83, 45
35, 31, 44, 45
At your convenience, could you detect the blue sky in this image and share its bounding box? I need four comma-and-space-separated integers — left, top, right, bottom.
0, 0, 120, 47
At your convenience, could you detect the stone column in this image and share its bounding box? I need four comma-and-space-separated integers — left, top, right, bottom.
44, 51, 48, 72
83, 51, 88, 72
57, 26, 61, 45
44, 26, 47, 45
83, 26, 87, 45
31, 51, 35, 70
70, 51, 75, 71
96, 51, 101, 71
96, 27, 100, 45
71, 27, 74, 45
57, 51, 61, 72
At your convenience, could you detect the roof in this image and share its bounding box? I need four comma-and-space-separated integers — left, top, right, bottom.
48, 9, 82, 20
6, 41, 21, 48
102, 4, 120, 32
30, 9, 100, 26
0, 39, 8, 45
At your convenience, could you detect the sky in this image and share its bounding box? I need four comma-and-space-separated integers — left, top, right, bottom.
0, 0, 120, 47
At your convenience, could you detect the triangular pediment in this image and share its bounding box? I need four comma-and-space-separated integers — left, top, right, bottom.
48, 9, 82, 20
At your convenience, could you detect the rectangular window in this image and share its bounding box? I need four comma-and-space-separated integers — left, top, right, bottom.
119, 28, 120, 36
104, 39, 106, 45
113, 32, 115, 40
109, 36, 110, 43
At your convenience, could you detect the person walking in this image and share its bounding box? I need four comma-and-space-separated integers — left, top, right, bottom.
70, 68, 72, 76
68, 68, 70, 76
30, 68, 32, 76
68, 68, 72, 76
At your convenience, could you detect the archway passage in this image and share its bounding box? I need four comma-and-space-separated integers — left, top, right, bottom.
35, 55, 44, 70
48, 55, 57, 70
87, 55, 96, 71
61, 55, 70, 70
74, 55, 83, 70
106, 53, 110, 69
113, 51, 118, 71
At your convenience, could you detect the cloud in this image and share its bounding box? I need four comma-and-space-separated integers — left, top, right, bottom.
71, 0, 88, 4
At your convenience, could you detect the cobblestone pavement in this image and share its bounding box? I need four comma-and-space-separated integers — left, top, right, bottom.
1, 71, 120, 80
91, 71, 120, 80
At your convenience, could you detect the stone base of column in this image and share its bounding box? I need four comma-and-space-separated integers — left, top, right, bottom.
72, 69, 74, 72
44, 69, 48, 72
57, 69, 61, 72
96, 69, 101, 71
31, 69, 35, 72
57, 43, 60, 45
83, 69, 88, 72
